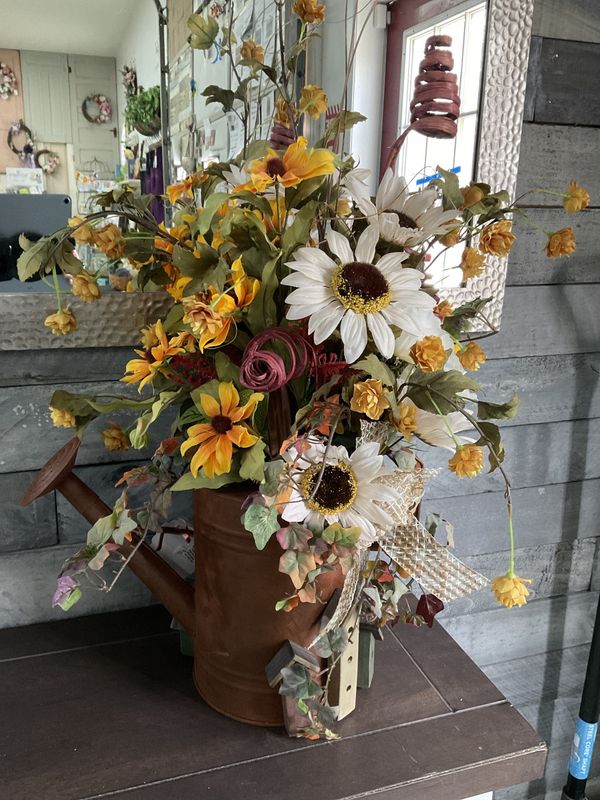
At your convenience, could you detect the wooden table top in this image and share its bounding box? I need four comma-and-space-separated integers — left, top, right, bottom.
0, 604, 546, 800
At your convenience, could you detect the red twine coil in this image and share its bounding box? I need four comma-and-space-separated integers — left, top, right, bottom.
384, 34, 461, 173
240, 328, 317, 392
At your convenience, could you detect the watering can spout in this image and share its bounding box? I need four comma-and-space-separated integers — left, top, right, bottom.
21, 438, 195, 636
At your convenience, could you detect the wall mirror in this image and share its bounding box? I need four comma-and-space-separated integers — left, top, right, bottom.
0, 0, 533, 349
377, 0, 535, 329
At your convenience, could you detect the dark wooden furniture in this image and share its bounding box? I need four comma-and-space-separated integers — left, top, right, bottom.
0, 605, 546, 800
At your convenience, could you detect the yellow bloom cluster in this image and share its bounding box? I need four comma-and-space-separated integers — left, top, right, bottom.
44, 308, 77, 336
479, 220, 515, 257
102, 423, 130, 452
491, 574, 533, 608
460, 247, 485, 280
350, 379, 390, 420
410, 336, 448, 372
545, 227, 576, 258
448, 444, 484, 478
292, 0, 326, 23
458, 341, 486, 372
49, 406, 76, 428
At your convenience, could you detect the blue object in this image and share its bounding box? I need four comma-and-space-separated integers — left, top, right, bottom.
568, 718, 598, 779
416, 166, 461, 186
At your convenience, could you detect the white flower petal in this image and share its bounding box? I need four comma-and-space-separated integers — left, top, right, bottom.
285, 286, 333, 304
367, 312, 395, 358
404, 188, 436, 219
377, 170, 408, 211
309, 302, 345, 343
327, 229, 354, 264
355, 226, 378, 263
290, 248, 337, 270
340, 310, 368, 363
376, 252, 410, 275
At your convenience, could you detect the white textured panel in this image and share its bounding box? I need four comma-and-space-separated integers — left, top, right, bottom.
0, 292, 173, 351
442, 0, 535, 332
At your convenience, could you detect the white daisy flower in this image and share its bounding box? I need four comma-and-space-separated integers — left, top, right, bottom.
282, 227, 436, 363
281, 441, 399, 546
355, 168, 459, 247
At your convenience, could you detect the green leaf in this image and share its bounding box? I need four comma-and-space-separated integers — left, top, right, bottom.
202, 84, 236, 111
284, 175, 326, 209
407, 370, 480, 415
431, 165, 463, 211
172, 243, 218, 277
214, 351, 240, 383
279, 549, 317, 589
239, 439, 267, 482
187, 13, 219, 49
353, 353, 395, 387
477, 394, 520, 421
323, 110, 366, 141
321, 523, 361, 548
276, 523, 313, 551
171, 470, 241, 491
58, 586, 82, 611
17, 236, 53, 281
279, 663, 321, 699
86, 515, 116, 548
55, 240, 83, 276
243, 502, 280, 550
474, 421, 505, 472
281, 200, 318, 255
246, 254, 279, 334
442, 298, 491, 338
233, 190, 273, 217
196, 192, 230, 234
261, 460, 284, 496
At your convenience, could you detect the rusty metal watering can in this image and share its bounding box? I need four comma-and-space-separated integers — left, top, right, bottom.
21, 436, 342, 726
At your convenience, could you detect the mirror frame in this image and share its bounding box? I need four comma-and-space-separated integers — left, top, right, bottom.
439, 0, 535, 330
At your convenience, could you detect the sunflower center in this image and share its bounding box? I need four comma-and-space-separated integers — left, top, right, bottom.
211, 414, 232, 434
265, 157, 286, 178
331, 262, 391, 314
300, 462, 358, 515
385, 210, 418, 229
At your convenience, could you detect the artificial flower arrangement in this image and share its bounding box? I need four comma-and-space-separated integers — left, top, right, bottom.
19, 0, 589, 738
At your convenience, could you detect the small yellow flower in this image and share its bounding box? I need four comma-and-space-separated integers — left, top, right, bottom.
166, 174, 202, 205
140, 323, 160, 350
102, 423, 130, 452
461, 184, 486, 207
433, 300, 453, 320
410, 336, 448, 373
479, 220, 515, 257
439, 221, 461, 247
274, 96, 294, 127
239, 39, 264, 63
71, 271, 101, 303
44, 308, 77, 336
392, 400, 417, 440
299, 85, 328, 120
68, 215, 95, 245
350, 379, 390, 420
448, 444, 484, 478
458, 341, 486, 372
49, 406, 76, 428
460, 247, 486, 280
563, 181, 590, 213
93, 224, 125, 260
492, 573, 533, 608
292, 0, 326, 23
182, 292, 236, 351
545, 227, 576, 258
122, 320, 185, 390
335, 197, 352, 217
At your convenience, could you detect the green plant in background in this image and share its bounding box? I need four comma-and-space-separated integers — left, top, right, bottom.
124, 85, 161, 130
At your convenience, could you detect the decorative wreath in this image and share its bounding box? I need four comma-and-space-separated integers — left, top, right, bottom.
7, 120, 35, 161
0, 62, 18, 100
35, 149, 60, 175
82, 94, 112, 124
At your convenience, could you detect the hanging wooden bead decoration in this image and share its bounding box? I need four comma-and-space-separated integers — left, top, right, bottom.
384, 35, 461, 173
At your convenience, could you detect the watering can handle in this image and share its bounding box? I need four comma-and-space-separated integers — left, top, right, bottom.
21, 438, 195, 636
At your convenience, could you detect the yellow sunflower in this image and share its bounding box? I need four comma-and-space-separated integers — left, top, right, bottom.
248, 136, 335, 192
181, 382, 263, 477
122, 320, 185, 390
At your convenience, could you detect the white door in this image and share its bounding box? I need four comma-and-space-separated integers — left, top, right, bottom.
68, 54, 120, 177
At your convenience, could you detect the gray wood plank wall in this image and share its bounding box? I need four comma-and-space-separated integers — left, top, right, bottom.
0, 4, 598, 797
439, 7, 600, 797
